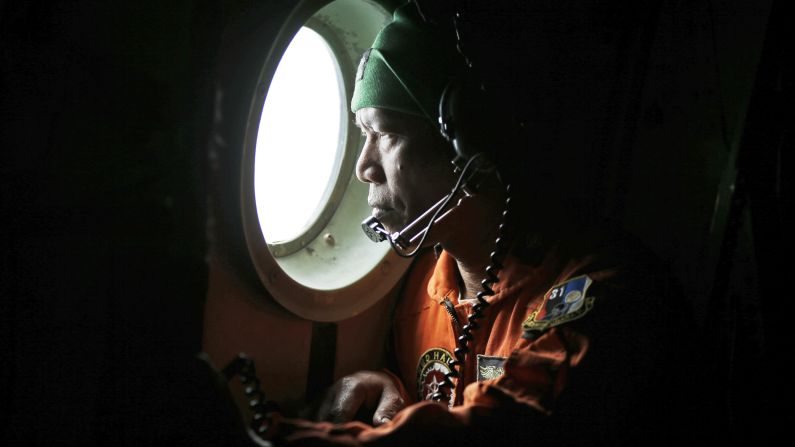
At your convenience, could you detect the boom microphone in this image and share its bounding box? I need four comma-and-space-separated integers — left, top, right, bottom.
360, 152, 491, 257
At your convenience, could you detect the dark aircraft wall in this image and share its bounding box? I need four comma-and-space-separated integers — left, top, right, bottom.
2, 1, 229, 445
2, 0, 790, 446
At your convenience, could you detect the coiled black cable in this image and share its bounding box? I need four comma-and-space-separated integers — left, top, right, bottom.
222, 353, 279, 437
431, 183, 512, 403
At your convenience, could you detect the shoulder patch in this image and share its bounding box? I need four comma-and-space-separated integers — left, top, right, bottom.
523, 275, 595, 332
476, 355, 506, 381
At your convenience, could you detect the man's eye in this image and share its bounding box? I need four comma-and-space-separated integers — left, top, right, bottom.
363, 132, 385, 140
360, 130, 398, 143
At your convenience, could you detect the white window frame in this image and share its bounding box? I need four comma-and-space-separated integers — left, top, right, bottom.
255, 20, 355, 258
240, 0, 410, 322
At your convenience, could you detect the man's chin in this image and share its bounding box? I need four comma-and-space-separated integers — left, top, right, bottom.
372, 210, 404, 235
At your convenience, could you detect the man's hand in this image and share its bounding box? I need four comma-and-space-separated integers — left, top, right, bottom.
315, 371, 406, 426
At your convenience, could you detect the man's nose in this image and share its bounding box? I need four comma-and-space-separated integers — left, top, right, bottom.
355, 139, 386, 184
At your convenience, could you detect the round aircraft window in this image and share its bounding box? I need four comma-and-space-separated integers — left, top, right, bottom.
241, 0, 410, 322
254, 26, 345, 255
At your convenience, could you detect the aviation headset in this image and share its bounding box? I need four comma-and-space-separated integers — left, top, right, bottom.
405, 1, 523, 404
416, 0, 521, 178
358, 1, 522, 254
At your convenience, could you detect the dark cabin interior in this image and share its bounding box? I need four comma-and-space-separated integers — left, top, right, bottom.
2, 0, 791, 445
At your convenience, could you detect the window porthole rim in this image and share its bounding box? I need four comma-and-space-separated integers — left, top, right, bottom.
261, 18, 358, 258
240, 0, 410, 322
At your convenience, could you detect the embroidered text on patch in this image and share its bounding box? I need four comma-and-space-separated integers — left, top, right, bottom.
523, 275, 595, 332
416, 348, 454, 407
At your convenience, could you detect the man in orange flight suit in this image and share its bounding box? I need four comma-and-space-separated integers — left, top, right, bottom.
266, 2, 698, 445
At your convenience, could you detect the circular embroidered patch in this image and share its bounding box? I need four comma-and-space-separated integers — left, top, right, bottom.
565, 289, 584, 311
416, 348, 454, 406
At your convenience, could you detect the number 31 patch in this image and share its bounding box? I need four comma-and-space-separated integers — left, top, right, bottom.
522, 275, 595, 332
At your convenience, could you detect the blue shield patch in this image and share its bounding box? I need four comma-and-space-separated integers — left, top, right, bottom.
522, 275, 595, 332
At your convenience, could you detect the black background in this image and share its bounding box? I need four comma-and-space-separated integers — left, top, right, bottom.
2, 0, 791, 445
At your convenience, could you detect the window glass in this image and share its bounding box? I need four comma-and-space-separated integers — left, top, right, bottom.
241, 0, 407, 321
254, 26, 344, 245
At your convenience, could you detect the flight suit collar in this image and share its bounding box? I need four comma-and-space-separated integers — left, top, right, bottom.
426, 250, 458, 304
427, 249, 558, 306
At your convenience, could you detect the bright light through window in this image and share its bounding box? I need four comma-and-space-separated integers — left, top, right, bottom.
255, 27, 344, 245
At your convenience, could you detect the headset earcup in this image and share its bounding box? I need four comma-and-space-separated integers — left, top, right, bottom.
438, 72, 500, 168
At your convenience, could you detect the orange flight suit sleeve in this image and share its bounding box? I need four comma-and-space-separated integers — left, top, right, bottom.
267, 327, 588, 446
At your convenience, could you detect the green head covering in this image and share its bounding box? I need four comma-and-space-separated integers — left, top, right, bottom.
350, 3, 464, 123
